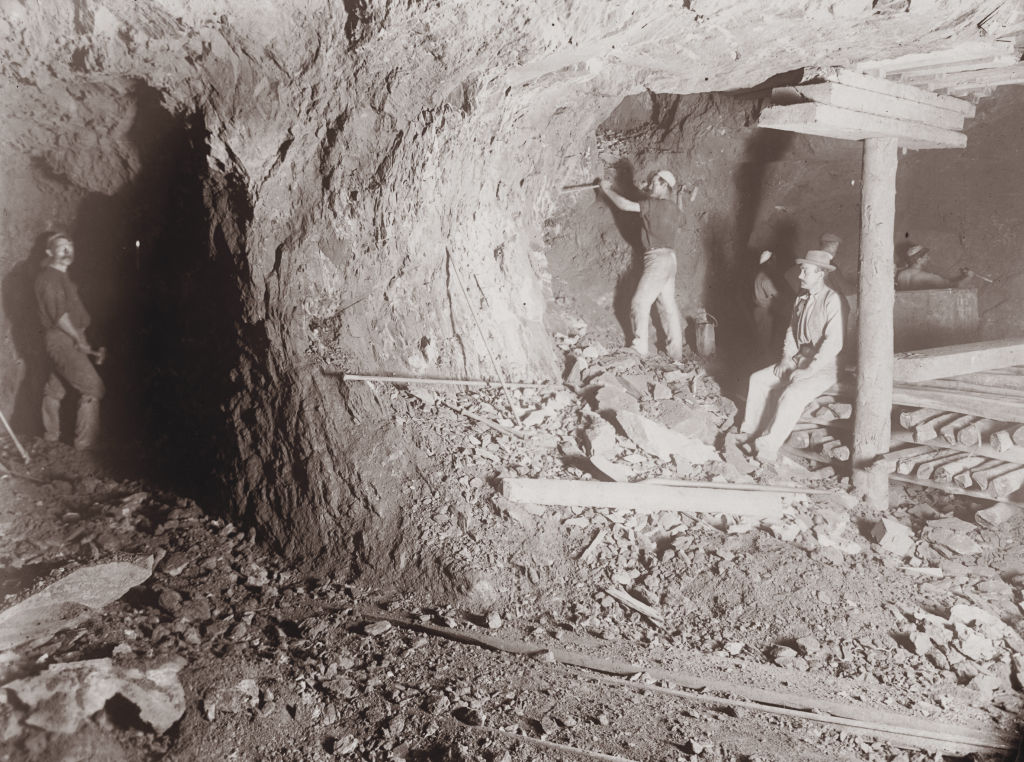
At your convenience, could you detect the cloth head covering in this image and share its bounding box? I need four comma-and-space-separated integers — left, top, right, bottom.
651, 169, 676, 189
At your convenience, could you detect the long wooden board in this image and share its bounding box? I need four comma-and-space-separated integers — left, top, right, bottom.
758, 102, 966, 150
893, 339, 1024, 383
772, 83, 965, 130
501, 478, 792, 518
372, 612, 1015, 754
803, 66, 976, 116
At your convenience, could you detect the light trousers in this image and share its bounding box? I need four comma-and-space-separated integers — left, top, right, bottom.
631, 248, 682, 361
42, 329, 104, 449
741, 364, 838, 452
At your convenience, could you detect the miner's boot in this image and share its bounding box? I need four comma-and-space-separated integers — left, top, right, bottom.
41, 395, 61, 442
74, 395, 100, 450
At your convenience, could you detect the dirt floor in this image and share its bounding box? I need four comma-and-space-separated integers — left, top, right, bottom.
2, 331, 1024, 761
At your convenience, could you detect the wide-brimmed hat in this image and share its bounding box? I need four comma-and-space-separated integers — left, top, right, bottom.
795, 249, 836, 272
906, 244, 930, 261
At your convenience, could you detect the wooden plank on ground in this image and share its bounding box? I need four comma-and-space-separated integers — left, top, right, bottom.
374, 612, 1016, 755
893, 339, 1024, 383
500, 478, 791, 518
772, 83, 965, 130
804, 66, 976, 116
758, 102, 965, 150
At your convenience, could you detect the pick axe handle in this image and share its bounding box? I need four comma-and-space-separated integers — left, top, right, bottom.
0, 408, 30, 464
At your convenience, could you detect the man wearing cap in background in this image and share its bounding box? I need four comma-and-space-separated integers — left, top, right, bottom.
896, 244, 975, 291
600, 169, 685, 361
34, 232, 105, 450
752, 249, 782, 363
738, 249, 845, 463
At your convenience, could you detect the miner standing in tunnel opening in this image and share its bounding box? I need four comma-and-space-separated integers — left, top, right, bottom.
599, 170, 685, 361
34, 233, 105, 450
738, 249, 844, 463
896, 244, 975, 290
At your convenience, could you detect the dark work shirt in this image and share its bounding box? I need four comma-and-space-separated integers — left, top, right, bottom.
638, 197, 683, 252
35, 266, 90, 331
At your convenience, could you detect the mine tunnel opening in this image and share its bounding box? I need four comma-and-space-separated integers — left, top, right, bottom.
56, 85, 243, 504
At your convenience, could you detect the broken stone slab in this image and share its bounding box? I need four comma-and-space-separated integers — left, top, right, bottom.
580, 415, 617, 458
926, 516, 978, 533
656, 399, 720, 444
587, 455, 631, 483
4, 657, 185, 735
974, 502, 1018, 528
925, 527, 982, 556
907, 631, 933, 655
0, 558, 154, 651
870, 519, 915, 557
651, 382, 672, 400
955, 632, 999, 662
591, 384, 640, 416
614, 410, 719, 464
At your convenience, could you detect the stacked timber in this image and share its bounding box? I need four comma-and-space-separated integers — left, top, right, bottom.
785, 344, 1024, 505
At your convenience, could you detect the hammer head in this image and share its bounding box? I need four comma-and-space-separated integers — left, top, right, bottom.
93, 347, 107, 365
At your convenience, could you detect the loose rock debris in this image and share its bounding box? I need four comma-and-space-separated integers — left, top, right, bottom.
1, 337, 1024, 760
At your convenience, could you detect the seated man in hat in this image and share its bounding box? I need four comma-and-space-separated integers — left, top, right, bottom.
738, 249, 845, 463
896, 244, 974, 291
600, 169, 685, 361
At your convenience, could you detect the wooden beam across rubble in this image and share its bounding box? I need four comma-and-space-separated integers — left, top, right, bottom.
500, 477, 804, 519
369, 612, 1017, 756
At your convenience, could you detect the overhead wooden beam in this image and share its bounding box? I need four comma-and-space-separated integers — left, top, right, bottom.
893, 339, 1024, 383
500, 478, 793, 518
772, 83, 965, 130
758, 102, 966, 150
893, 55, 1021, 83
804, 66, 975, 116
926, 63, 1024, 94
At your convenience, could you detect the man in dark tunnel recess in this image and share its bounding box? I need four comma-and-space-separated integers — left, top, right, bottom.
738, 248, 845, 463
896, 243, 975, 290
599, 169, 686, 362
34, 232, 105, 450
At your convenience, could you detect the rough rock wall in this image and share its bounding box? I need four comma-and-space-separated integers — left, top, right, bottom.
0, 0, 1016, 578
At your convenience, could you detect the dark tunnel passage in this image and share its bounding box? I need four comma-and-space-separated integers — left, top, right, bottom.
24, 85, 248, 505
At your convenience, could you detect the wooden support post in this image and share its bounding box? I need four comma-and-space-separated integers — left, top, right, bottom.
853, 137, 897, 509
